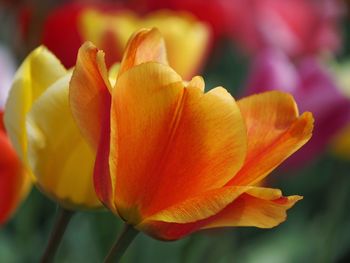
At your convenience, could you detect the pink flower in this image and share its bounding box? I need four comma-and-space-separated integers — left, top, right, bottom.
143, 0, 342, 57
228, 0, 342, 57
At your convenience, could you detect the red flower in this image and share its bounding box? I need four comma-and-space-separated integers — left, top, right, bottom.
41, 3, 86, 68
0, 111, 29, 225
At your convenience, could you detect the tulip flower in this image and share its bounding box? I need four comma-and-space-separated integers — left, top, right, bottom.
70, 28, 313, 252
0, 111, 29, 225
41, 2, 211, 79
143, 0, 342, 57
4, 46, 101, 210
244, 49, 350, 168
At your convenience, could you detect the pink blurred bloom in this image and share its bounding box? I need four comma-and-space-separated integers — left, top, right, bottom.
144, 0, 342, 57
228, 0, 342, 57
244, 49, 350, 168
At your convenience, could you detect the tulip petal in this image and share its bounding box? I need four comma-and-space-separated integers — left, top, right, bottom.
4, 46, 66, 164
27, 73, 101, 209
70, 41, 111, 150
144, 186, 250, 224
228, 91, 313, 186
201, 187, 302, 229
118, 28, 168, 77
69, 42, 114, 209
112, 62, 247, 223
137, 187, 300, 240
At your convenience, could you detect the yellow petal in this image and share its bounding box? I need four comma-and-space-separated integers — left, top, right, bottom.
228, 91, 314, 186
4, 46, 66, 165
27, 73, 101, 209
112, 62, 247, 224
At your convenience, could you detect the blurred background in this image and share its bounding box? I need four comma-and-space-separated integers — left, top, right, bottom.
1, 0, 350, 262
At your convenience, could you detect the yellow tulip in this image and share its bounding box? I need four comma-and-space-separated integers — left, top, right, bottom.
4, 47, 101, 209
78, 9, 211, 79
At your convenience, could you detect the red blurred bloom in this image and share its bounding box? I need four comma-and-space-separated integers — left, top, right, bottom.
41, 3, 108, 68
0, 111, 24, 225
41, 2, 132, 68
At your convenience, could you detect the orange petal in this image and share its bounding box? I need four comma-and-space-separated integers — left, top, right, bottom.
136, 186, 248, 241
136, 187, 300, 240
143, 186, 250, 224
118, 28, 168, 78
201, 187, 302, 229
69, 42, 113, 209
70, 41, 111, 150
228, 91, 314, 186
112, 62, 247, 224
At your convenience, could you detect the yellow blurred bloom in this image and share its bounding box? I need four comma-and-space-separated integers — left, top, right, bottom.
78, 9, 211, 79
329, 60, 350, 159
332, 124, 350, 159
4, 47, 101, 210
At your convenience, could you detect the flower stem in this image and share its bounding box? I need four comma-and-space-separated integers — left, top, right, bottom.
40, 206, 74, 263
104, 224, 139, 263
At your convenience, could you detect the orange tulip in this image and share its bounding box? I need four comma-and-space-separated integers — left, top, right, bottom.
70, 28, 314, 240
0, 111, 29, 225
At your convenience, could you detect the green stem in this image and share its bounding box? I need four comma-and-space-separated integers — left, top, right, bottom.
40, 206, 74, 263
104, 224, 139, 263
